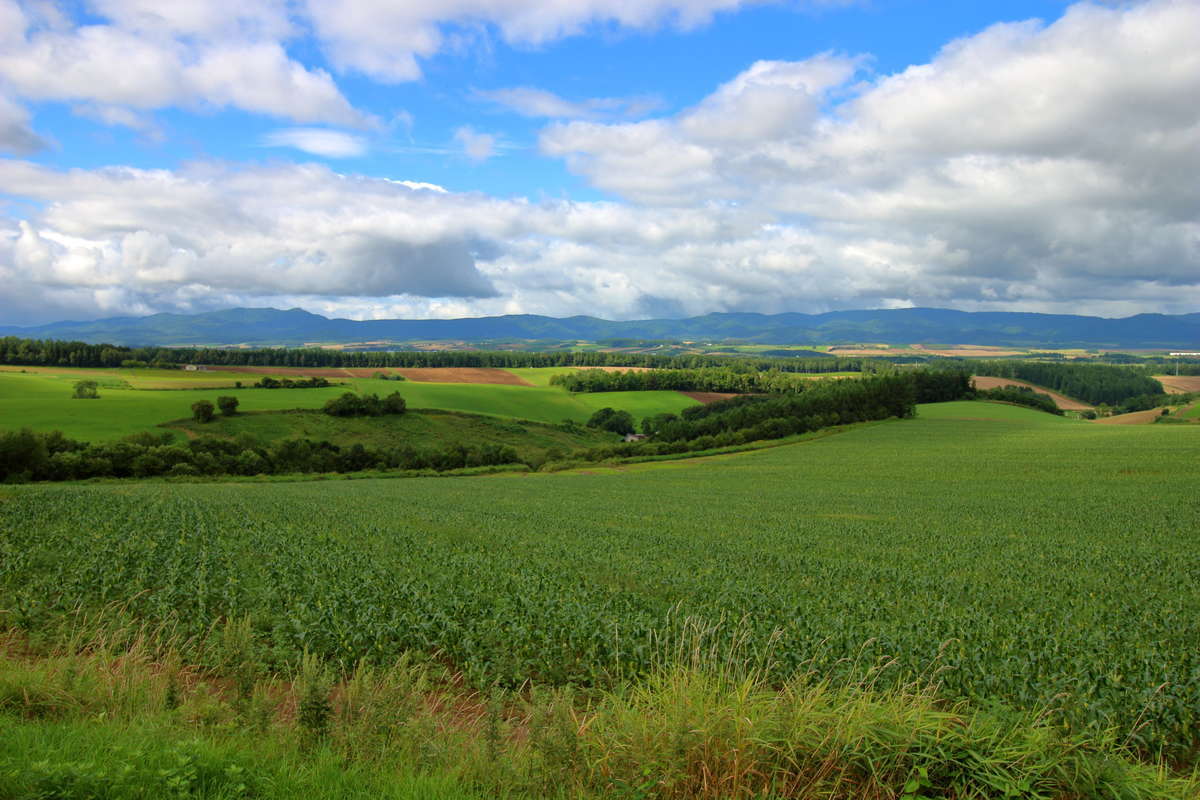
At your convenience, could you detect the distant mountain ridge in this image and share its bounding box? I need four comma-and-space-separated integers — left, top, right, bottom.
2, 307, 1200, 349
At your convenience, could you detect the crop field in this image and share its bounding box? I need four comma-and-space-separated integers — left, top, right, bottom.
168, 407, 613, 458
0, 368, 700, 441
3, 402, 1198, 760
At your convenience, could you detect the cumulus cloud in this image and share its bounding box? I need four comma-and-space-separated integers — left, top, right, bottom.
0, 0, 370, 127
454, 126, 498, 161
0, 94, 47, 154
541, 0, 1200, 310
475, 87, 661, 120
303, 0, 768, 82
262, 128, 368, 158
2, 0, 1200, 324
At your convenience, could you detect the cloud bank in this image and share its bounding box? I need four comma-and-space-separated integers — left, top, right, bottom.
0, 0, 1198, 325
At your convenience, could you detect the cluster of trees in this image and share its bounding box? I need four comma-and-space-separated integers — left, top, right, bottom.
585, 407, 636, 435
72, 380, 99, 399
974, 386, 1062, 415
0, 428, 520, 483
0, 336, 877, 374
971, 361, 1162, 405
323, 392, 406, 417
190, 396, 239, 423
554, 365, 972, 403
254, 376, 330, 389
569, 374, 930, 466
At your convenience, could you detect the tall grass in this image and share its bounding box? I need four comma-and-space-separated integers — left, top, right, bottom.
2, 619, 1196, 800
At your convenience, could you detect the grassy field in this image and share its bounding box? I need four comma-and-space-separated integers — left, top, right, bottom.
3, 402, 1198, 764
0, 368, 700, 441
170, 407, 614, 461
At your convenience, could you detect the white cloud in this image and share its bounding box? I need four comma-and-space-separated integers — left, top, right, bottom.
454, 126, 497, 161
0, 0, 371, 127
262, 128, 368, 158
2, 0, 1200, 325
302, 0, 769, 82
475, 87, 661, 120
541, 0, 1200, 308
0, 94, 47, 154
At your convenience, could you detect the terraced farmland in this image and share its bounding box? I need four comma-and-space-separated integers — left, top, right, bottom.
3, 402, 1198, 760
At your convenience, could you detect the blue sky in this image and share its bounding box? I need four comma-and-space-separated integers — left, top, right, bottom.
1, 0, 1198, 325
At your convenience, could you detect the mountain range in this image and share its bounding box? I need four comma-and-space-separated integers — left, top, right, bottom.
2, 307, 1200, 349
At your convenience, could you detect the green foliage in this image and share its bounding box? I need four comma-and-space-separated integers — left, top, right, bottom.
972, 360, 1163, 405
191, 400, 215, 423
974, 385, 1063, 414
216, 396, 239, 416
71, 380, 99, 399
585, 407, 635, 435
323, 392, 406, 417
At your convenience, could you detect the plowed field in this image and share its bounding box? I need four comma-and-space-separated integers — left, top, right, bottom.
970, 376, 1092, 410
1154, 375, 1200, 394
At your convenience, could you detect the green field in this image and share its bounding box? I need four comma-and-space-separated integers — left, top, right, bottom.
0, 368, 700, 441
170, 407, 614, 461
4, 402, 1198, 762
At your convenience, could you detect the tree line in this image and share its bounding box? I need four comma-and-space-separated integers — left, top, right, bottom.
0, 427, 521, 483
0, 336, 874, 374
970, 361, 1163, 405
552, 365, 972, 401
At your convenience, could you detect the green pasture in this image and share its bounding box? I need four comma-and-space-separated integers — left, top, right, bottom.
4, 401, 1199, 758
170, 407, 614, 459
0, 369, 702, 441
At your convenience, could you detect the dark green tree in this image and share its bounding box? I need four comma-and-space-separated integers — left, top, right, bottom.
72, 380, 99, 399
191, 400, 215, 423
217, 396, 239, 416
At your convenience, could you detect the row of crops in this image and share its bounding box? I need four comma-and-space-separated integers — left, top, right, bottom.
2, 404, 1199, 762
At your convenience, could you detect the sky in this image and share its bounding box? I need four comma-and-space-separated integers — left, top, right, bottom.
1, 0, 1198, 325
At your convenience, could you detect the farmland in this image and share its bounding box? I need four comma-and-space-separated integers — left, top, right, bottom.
4, 402, 1199, 769
0, 366, 699, 441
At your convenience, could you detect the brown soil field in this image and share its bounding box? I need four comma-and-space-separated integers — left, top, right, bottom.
1094, 408, 1169, 425
392, 368, 533, 386
970, 376, 1093, 411
681, 391, 739, 404
219, 365, 533, 386
826, 348, 905, 357
1153, 375, 1200, 394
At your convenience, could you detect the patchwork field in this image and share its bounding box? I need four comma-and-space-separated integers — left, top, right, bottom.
0, 367, 700, 441
1155, 375, 1200, 394
3, 402, 1198, 763
969, 374, 1093, 410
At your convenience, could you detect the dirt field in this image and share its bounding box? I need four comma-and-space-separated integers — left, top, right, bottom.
970, 376, 1093, 411
218, 366, 533, 386
1094, 408, 1169, 425
1153, 375, 1200, 394
681, 391, 739, 404
392, 368, 533, 386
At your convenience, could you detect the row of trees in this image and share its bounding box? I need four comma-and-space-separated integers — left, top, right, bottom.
554, 366, 973, 404
0, 336, 876, 374
0, 428, 520, 483
323, 392, 406, 417
971, 361, 1163, 405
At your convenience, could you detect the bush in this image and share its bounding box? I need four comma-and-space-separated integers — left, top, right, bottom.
191, 400, 215, 423
217, 396, 239, 416
71, 380, 99, 399
586, 407, 636, 435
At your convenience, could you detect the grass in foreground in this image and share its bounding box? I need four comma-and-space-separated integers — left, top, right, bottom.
3, 402, 1199, 763
2, 629, 1194, 800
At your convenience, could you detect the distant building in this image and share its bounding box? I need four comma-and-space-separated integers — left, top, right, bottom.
183, 364, 208, 371
623, 433, 647, 442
